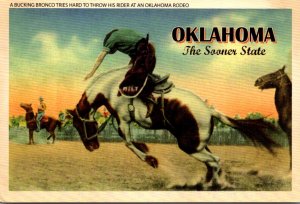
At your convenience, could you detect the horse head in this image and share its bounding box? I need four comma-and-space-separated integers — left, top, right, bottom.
136, 34, 149, 56
134, 39, 156, 74
20, 102, 33, 113
255, 65, 287, 90
67, 109, 100, 152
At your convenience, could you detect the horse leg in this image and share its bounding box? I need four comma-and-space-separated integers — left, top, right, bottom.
28, 130, 31, 144
190, 148, 224, 188
176, 128, 230, 189
204, 146, 217, 182
29, 130, 34, 144
46, 132, 52, 141
52, 133, 56, 144
47, 131, 55, 144
32, 130, 35, 144
48, 132, 55, 144
118, 122, 158, 168
106, 105, 149, 153
132, 141, 149, 153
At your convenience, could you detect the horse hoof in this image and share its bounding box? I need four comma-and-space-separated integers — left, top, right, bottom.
221, 182, 235, 190
203, 180, 235, 190
145, 155, 158, 168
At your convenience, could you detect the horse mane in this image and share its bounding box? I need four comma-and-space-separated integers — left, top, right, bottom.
146, 43, 156, 72
148, 43, 155, 55
283, 73, 292, 86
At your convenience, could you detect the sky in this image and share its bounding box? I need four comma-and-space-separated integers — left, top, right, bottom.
9, 9, 291, 118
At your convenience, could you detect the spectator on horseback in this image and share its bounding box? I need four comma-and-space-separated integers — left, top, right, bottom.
84, 28, 157, 117
36, 96, 46, 132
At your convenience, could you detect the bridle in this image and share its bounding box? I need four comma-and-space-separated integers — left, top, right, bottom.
277, 72, 291, 87
261, 71, 291, 87
71, 107, 115, 142
74, 108, 99, 141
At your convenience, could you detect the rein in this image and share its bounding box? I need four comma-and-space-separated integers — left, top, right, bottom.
73, 107, 115, 141
160, 91, 175, 129
75, 108, 98, 141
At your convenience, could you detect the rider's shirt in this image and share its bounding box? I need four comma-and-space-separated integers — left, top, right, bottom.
38, 102, 46, 113
103, 29, 144, 57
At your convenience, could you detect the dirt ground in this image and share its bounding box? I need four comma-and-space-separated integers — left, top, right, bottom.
9, 141, 291, 191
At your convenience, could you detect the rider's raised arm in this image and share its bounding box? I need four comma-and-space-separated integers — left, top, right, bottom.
84, 50, 108, 81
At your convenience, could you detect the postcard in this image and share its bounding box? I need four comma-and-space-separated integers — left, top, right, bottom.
1, 0, 299, 202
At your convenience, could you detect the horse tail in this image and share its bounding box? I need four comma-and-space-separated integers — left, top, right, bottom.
210, 109, 278, 154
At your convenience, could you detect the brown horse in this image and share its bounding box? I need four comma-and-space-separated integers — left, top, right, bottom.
255, 65, 292, 169
20, 103, 62, 144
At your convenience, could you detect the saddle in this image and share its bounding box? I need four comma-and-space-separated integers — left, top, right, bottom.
148, 73, 174, 94
118, 73, 174, 98
125, 73, 175, 120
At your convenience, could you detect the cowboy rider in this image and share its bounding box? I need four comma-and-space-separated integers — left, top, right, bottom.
84, 28, 157, 117
36, 96, 46, 131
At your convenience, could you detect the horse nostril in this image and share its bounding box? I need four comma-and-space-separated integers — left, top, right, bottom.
93, 142, 99, 149
89, 145, 94, 151
255, 79, 261, 85
85, 143, 94, 152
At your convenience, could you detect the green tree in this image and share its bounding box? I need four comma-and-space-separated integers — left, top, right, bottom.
245, 112, 264, 120
234, 114, 241, 119
245, 112, 277, 126
10, 116, 20, 128
265, 117, 277, 126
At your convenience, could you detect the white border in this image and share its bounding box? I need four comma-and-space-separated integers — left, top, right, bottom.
1, 0, 299, 202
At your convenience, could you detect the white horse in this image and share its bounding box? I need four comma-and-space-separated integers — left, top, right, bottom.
68, 66, 277, 188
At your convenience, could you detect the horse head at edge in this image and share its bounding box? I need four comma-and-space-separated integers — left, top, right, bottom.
254, 65, 289, 90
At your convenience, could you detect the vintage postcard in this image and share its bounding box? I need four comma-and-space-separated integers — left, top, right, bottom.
1, 0, 299, 202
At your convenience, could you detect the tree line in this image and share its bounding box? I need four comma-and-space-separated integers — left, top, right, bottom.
9, 111, 287, 146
